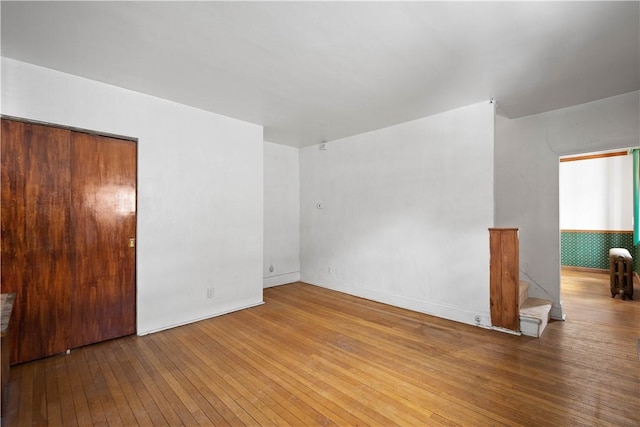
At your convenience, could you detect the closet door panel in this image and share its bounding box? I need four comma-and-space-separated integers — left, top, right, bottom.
69, 132, 136, 348
1, 119, 72, 364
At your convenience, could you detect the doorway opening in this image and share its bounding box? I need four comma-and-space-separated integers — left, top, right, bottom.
559, 148, 637, 304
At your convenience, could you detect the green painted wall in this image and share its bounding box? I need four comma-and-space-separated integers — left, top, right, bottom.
561, 231, 638, 271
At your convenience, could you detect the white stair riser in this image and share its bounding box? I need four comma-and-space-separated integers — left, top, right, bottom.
520, 316, 548, 337
517, 281, 552, 338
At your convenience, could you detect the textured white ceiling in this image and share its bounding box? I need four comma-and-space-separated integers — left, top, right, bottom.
2, 1, 638, 147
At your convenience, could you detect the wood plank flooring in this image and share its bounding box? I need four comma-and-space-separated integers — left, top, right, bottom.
3, 270, 639, 426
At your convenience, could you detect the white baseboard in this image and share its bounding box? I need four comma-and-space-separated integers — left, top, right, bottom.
263, 271, 301, 288
550, 304, 566, 321
138, 300, 264, 336
492, 326, 522, 336
300, 273, 491, 328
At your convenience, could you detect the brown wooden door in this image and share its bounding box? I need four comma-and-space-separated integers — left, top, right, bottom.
489, 228, 520, 332
1, 120, 73, 363
1, 118, 137, 364
69, 132, 137, 348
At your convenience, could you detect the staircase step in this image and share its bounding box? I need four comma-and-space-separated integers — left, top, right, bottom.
520, 297, 553, 338
519, 281, 530, 307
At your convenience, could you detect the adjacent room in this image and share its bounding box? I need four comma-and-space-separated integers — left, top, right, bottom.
560, 151, 640, 275
1, 1, 639, 425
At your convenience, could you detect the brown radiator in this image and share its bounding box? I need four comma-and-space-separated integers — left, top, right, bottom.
608, 248, 634, 300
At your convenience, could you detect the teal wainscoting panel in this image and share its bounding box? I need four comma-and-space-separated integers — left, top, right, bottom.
561, 231, 637, 270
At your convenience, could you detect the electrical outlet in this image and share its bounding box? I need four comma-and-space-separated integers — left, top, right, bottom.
207, 288, 215, 299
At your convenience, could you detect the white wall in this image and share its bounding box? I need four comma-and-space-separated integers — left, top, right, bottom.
495, 91, 640, 319
1, 58, 264, 335
263, 141, 300, 287
300, 101, 495, 326
560, 155, 633, 230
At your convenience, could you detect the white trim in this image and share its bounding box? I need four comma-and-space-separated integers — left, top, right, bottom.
492, 326, 523, 336
550, 304, 566, 320
137, 301, 264, 336
263, 271, 301, 288
301, 274, 492, 328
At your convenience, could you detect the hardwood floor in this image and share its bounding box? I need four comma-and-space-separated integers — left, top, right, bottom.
3, 270, 639, 426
